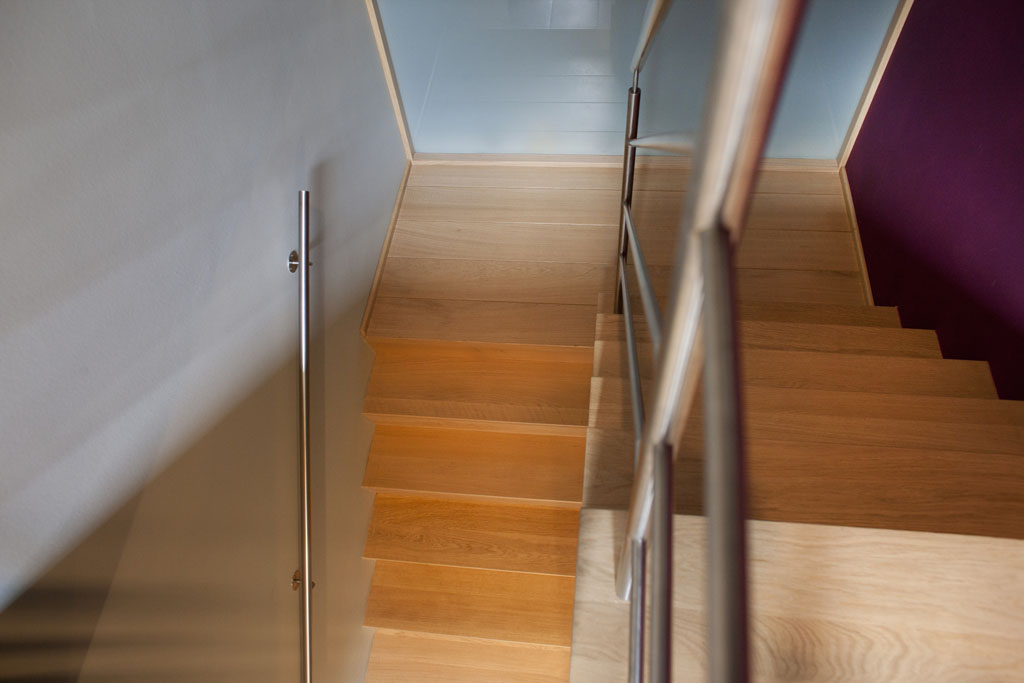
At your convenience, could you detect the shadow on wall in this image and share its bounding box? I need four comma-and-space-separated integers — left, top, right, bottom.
0, 301, 378, 683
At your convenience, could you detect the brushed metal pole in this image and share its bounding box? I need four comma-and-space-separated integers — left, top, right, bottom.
289, 190, 313, 683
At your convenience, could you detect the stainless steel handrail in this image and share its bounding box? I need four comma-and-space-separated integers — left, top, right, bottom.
289, 191, 313, 683
612, 1, 807, 682
630, 0, 674, 74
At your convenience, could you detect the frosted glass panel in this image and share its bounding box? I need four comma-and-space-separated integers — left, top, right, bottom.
378, 0, 899, 159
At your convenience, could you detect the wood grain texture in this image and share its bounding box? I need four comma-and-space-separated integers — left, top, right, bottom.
631, 191, 849, 231
367, 298, 599, 347
400, 186, 619, 225
570, 510, 1024, 682
364, 425, 585, 504
589, 376, 1024, 431
365, 340, 593, 427
365, 493, 580, 575
735, 301, 900, 327
389, 220, 617, 264
596, 316, 941, 357
365, 561, 575, 646
735, 268, 867, 305
583, 425, 1024, 538
378, 257, 614, 305
407, 158, 840, 195
631, 228, 860, 271
592, 343, 996, 398
366, 631, 570, 683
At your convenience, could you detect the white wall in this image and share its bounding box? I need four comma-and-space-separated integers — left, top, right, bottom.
377, 0, 899, 158
0, 1, 405, 680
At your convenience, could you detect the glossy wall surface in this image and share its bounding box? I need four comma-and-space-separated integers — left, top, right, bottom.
0, 1, 406, 680
846, 0, 1024, 399
377, 0, 899, 158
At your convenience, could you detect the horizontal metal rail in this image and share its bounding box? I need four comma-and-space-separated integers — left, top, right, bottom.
622, 205, 664, 355
630, 132, 696, 155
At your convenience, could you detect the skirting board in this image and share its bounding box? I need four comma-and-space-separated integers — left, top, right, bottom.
839, 166, 875, 306
360, 160, 412, 336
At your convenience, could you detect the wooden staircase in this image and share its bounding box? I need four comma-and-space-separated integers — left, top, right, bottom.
356, 159, 1024, 681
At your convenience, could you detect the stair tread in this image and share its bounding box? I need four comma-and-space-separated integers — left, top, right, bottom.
593, 343, 995, 398
366, 631, 570, 683
736, 300, 899, 326
596, 316, 941, 357
570, 509, 1024, 682
368, 298, 598, 347
365, 340, 593, 428
584, 427, 1023, 538
364, 493, 579, 575
364, 425, 585, 503
365, 561, 575, 646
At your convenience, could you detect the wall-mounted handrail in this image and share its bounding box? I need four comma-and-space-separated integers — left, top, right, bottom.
630, 0, 675, 75
289, 190, 313, 683
611, 1, 807, 682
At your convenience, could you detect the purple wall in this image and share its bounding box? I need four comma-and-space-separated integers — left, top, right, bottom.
846, 0, 1024, 399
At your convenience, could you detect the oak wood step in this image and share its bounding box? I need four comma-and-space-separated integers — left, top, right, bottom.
596, 316, 941, 357
363, 425, 585, 504
365, 561, 575, 646
570, 509, 1024, 682
589, 378, 1024, 430
367, 297, 598, 347
587, 381, 1022, 454
364, 493, 579, 575
636, 265, 867, 306
583, 427, 1023, 538
364, 340, 593, 429
366, 631, 570, 683
632, 189, 849, 231
593, 343, 996, 398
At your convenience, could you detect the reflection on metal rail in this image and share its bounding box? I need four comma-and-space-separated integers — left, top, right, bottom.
611, 1, 807, 682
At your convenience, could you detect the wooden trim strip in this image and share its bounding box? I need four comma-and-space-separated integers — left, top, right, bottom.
364, 0, 414, 160
839, 166, 875, 306
413, 153, 838, 172
361, 160, 412, 336
837, 0, 915, 167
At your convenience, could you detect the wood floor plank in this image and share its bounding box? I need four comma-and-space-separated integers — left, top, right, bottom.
736, 268, 867, 305
366, 631, 571, 683
364, 493, 580, 575
365, 340, 593, 427
400, 186, 619, 225
365, 561, 575, 646
596, 316, 941, 357
364, 425, 585, 504
367, 298, 598, 347
390, 220, 618, 264
378, 257, 614, 305
570, 510, 1024, 682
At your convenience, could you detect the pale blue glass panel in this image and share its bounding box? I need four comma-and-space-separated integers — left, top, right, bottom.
378, 0, 899, 158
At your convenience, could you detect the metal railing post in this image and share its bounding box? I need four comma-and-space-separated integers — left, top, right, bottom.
702, 226, 748, 683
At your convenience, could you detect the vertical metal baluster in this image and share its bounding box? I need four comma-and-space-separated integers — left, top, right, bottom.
702, 225, 747, 683
649, 441, 673, 683
628, 536, 647, 683
615, 70, 641, 314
